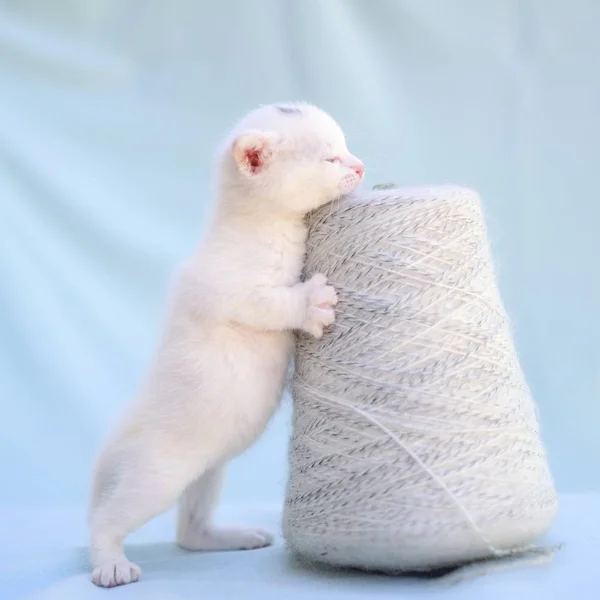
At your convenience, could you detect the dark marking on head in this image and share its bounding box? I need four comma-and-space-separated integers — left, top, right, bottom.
274, 105, 302, 116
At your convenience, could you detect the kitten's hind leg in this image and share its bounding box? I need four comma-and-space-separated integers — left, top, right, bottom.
89, 442, 199, 587
176, 466, 273, 551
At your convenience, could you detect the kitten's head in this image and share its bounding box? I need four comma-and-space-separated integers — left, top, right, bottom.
219, 103, 364, 215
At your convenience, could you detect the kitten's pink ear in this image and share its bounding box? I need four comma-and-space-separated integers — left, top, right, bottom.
232, 131, 279, 176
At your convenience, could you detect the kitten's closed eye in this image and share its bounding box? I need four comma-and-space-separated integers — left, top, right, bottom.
325, 157, 340, 163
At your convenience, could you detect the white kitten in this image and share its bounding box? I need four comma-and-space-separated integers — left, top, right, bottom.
87, 102, 364, 587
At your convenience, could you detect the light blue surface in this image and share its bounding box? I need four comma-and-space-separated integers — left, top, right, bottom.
1, 1, 599, 598
0, 494, 597, 599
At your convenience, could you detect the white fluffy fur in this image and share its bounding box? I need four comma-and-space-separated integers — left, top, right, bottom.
87, 102, 364, 587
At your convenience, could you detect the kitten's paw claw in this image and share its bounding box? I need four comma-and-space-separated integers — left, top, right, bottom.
91, 559, 141, 587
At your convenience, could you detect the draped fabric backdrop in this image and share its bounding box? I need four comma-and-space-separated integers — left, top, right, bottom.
1, 0, 599, 510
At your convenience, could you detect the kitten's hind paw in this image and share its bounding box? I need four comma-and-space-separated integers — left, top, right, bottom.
178, 526, 274, 552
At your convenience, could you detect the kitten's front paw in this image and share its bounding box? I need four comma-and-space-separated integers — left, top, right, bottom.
91, 559, 141, 587
302, 273, 338, 339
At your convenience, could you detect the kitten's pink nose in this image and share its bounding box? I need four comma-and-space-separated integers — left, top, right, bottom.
354, 163, 364, 178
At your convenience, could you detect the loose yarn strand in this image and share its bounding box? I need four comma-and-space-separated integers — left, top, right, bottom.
303, 386, 502, 557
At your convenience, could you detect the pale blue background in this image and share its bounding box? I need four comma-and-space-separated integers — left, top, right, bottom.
1, 0, 599, 510
2, 2, 600, 599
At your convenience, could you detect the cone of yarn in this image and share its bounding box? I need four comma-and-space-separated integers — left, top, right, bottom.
283, 185, 558, 572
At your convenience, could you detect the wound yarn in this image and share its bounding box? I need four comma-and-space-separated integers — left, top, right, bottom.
283, 185, 558, 573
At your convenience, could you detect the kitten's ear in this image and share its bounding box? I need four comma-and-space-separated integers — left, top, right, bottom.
232, 130, 279, 176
